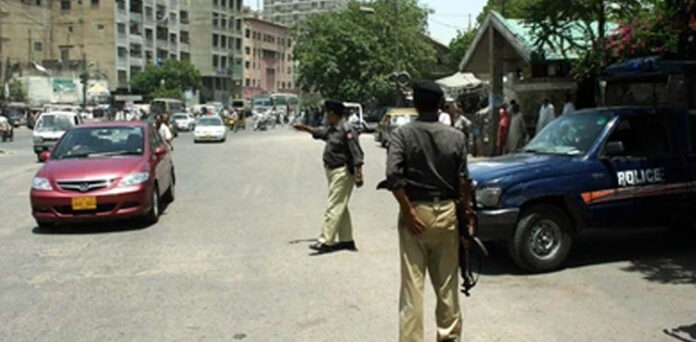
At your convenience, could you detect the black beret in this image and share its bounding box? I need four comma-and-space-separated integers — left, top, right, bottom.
412, 80, 444, 97
324, 99, 345, 114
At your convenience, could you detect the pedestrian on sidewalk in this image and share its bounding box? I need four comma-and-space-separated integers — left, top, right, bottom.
384, 81, 475, 342
561, 94, 576, 116
506, 102, 527, 153
535, 98, 556, 135
293, 100, 364, 254
496, 102, 511, 155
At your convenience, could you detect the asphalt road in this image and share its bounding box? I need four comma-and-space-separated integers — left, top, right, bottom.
0, 126, 694, 342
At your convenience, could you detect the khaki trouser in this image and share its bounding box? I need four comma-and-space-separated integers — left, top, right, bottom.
318, 166, 354, 245
399, 200, 461, 342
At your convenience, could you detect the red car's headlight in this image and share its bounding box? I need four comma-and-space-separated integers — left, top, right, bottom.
118, 172, 150, 187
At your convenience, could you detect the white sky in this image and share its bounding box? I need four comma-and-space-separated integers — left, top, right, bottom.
247, 0, 488, 45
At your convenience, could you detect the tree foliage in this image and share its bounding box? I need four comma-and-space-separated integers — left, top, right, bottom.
292, 0, 436, 103
447, 30, 476, 70
522, 0, 646, 79
7, 80, 26, 102
477, 0, 535, 23
130, 60, 202, 100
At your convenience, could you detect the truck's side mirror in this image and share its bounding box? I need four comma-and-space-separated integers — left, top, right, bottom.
604, 141, 625, 157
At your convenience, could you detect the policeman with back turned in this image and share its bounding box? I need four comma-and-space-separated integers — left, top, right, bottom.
384, 81, 475, 342
294, 100, 365, 254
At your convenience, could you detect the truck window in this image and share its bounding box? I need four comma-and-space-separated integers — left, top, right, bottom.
606, 116, 670, 157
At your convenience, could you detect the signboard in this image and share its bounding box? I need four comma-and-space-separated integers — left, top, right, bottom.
114, 95, 143, 102
53, 78, 76, 93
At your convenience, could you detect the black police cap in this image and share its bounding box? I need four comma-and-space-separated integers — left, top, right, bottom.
324, 99, 346, 115
412, 80, 444, 98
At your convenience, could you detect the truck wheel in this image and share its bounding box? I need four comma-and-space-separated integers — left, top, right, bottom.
509, 204, 572, 272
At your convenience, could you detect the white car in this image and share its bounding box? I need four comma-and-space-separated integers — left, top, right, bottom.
33, 111, 83, 161
193, 116, 226, 143
172, 112, 196, 131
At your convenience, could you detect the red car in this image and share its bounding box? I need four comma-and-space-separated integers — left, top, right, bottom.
30, 121, 175, 228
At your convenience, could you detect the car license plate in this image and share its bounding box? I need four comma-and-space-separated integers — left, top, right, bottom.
205, 135, 211, 138
71, 197, 97, 211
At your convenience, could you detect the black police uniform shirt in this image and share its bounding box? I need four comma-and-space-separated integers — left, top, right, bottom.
386, 113, 469, 202
312, 121, 364, 171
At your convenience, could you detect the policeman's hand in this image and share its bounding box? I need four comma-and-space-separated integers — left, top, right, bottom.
402, 208, 425, 236
293, 124, 306, 132
355, 176, 364, 188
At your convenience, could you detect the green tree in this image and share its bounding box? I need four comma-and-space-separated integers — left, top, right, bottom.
130, 60, 202, 100
447, 30, 476, 70
292, 0, 436, 103
522, 0, 642, 79
477, 0, 535, 23
7, 79, 26, 102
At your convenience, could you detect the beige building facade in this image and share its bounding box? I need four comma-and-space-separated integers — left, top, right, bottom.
0, 0, 242, 104
241, 15, 294, 99
190, 0, 244, 103
263, 0, 348, 27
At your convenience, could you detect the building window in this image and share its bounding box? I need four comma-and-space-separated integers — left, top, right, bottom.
213, 55, 219, 68
118, 70, 128, 86
118, 47, 127, 58
61, 0, 70, 10
236, 38, 241, 51
236, 0, 242, 11
91, 0, 99, 7
221, 56, 227, 69
117, 23, 126, 34
245, 46, 250, 55
60, 47, 70, 61
97, 24, 104, 30
245, 61, 250, 69
245, 78, 250, 87
245, 29, 250, 38
212, 13, 219, 27
212, 34, 219, 47
33, 42, 42, 52
221, 35, 226, 48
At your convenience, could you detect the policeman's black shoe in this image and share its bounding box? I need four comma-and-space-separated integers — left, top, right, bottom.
309, 242, 336, 253
337, 241, 358, 251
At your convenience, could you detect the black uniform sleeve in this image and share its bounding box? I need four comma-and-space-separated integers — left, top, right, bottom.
346, 127, 364, 168
457, 132, 469, 181
386, 128, 407, 190
312, 126, 329, 140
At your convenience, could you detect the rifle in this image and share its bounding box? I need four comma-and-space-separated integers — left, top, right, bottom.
456, 206, 488, 297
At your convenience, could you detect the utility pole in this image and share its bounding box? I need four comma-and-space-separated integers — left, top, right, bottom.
81, 53, 88, 109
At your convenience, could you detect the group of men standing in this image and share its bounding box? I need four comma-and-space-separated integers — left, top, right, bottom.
295, 81, 475, 342
496, 94, 576, 155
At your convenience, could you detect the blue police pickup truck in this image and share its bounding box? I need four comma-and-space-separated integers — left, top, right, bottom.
470, 106, 696, 272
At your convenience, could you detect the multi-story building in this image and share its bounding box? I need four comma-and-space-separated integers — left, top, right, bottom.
0, 0, 242, 104
189, 0, 244, 103
241, 15, 294, 99
262, 0, 348, 27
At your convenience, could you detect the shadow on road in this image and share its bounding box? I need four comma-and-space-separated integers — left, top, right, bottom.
664, 323, 696, 342
32, 219, 152, 235
479, 228, 696, 284
31, 203, 172, 235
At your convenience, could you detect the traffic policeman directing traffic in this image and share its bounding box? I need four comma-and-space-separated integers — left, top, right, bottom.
294, 100, 365, 253
385, 81, 475, 342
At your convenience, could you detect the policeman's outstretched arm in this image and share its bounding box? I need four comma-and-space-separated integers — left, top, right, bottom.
293, 123, 314, 134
